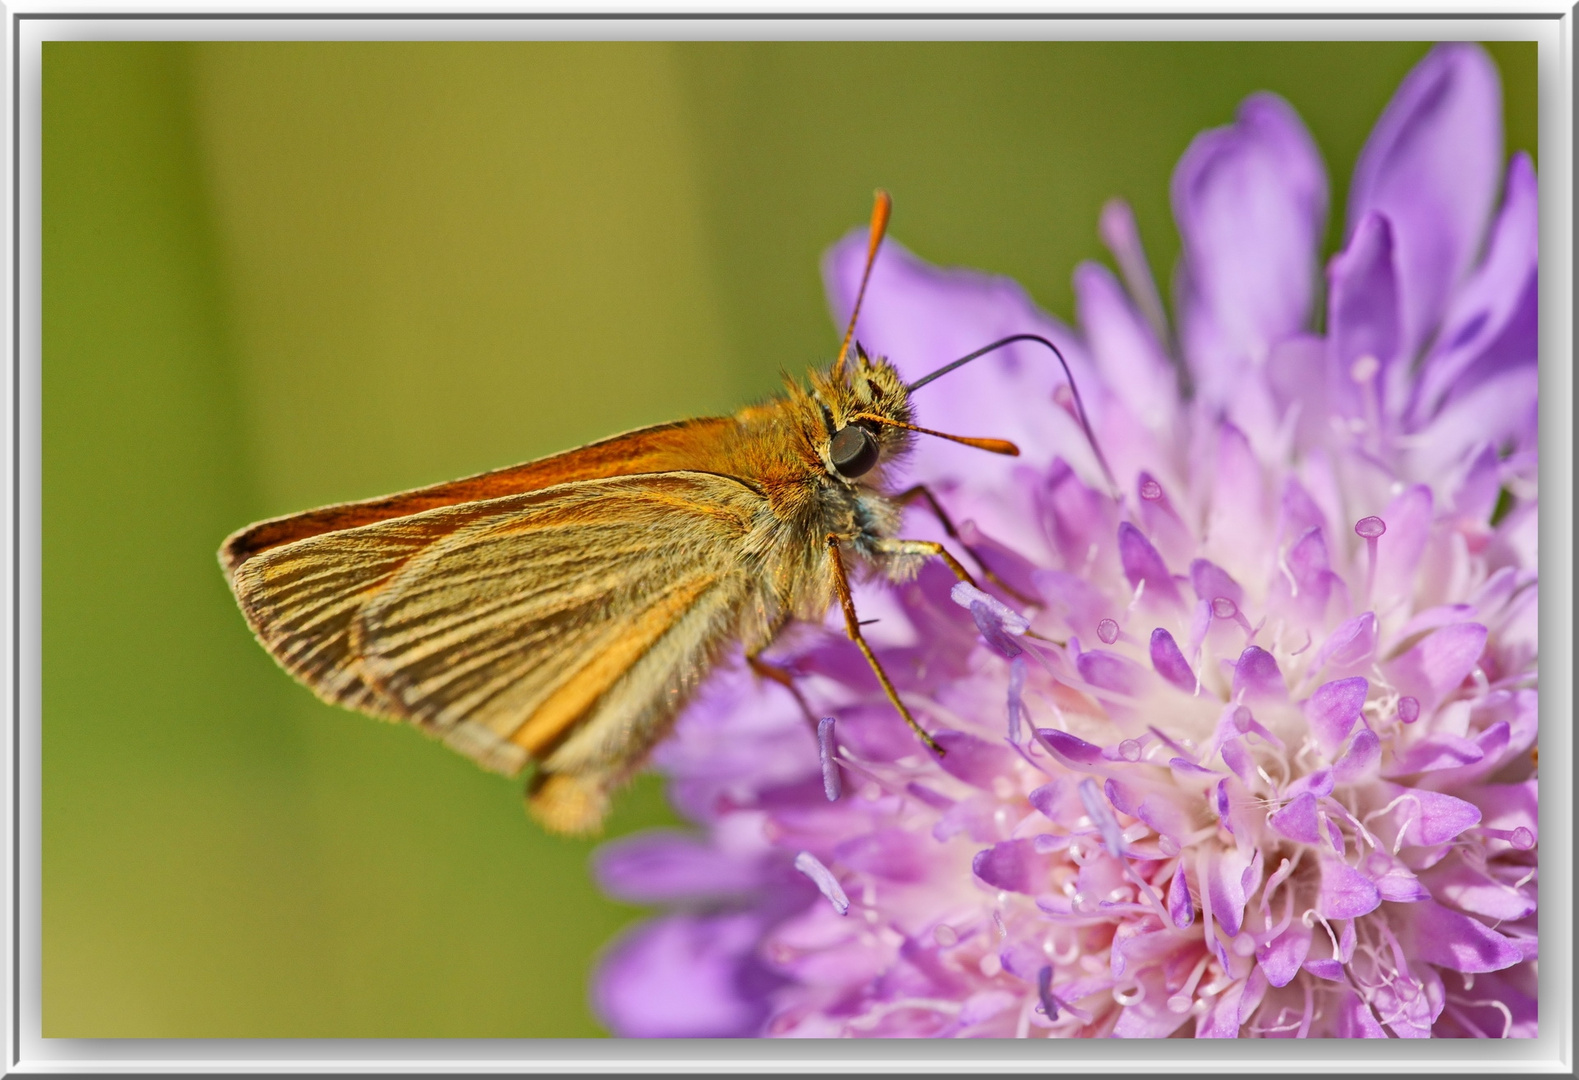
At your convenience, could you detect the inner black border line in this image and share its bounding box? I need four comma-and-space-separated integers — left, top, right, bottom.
5, 9, 1557, 1071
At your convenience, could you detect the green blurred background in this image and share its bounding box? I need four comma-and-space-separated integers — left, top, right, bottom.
43, 40, 1536, 1037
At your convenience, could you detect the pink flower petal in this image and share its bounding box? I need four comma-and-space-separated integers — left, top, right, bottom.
1269, 792, 1322, 844
1149, 627, 1197, 691
1383, 621, 1488, 715
1173, 92, 1326, 405
1347, 43, 1504, 359
1317, 854, 1381, 919
972, 839, 1054, 895
1256, 918, 1312, 988
931, 729, 1019, 790
1233, 646, 1286, 703
1303, 676, 1369, 755
1397, 899, 1523, 973
1326, 211, 1402, 417
1117, 522, 1184, 609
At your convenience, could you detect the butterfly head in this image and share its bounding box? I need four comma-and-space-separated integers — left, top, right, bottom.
811, 344, 915, 483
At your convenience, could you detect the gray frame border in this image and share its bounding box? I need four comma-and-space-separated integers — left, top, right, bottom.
5, 5, 1572, 1074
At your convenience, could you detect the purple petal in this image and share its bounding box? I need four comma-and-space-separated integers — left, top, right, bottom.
1100, 197, 1170, 348
1149, 627, 1196, 691
1431, 967, 1538, 1037
1326, 212, 1402, 418
1076, 648, 1148, 697
1377, 782, 1482, 848
1277, 476, 1329, 542
1219, 736, 1255, 784
1368, 855, 1430, 903
1398, 602, 1480, 640
1410, 366, 1539, 480
1398, 899, 1522, 973
1318, 855, 1382, 919
1168, 861, 1195, 928
932, 728, 1018, 790
906, 781, 954, 812
1206, 424, 1271, 576
1314, 612, 1378, 675
1265, 335, 1332, 451
972, 839, 1053, 894
832, 828, 931, 883
1412, 152, 1539, 425
1206, 848, 1251, 937
1332, 728, 1381, 782
1452, 444, 1503, 522
1332, 986, 1388, 1037
1464, 778, 1537, 842
593, 913, 778, 1037
1073, 260, 1177, 429
1196, 967, 1266, 1038
1303, 957, 1345, 982
1347, 43, 1503, 359
593, 830, 765, 904
1372, 484, 1434, 610
1232, 646, 1286, 703
1383, 622, 1488, 715
1027, 779, 1066, 820
1256, 919, 1313, 988
1035, 727, 1104, 767
1284, 768, 1333, 800
1384, 731, 1484, 777
1035, 568, 1120, 637
1419, 857, 1536, 921
1039, 462, 1120, 573
1172, 92, 1326, 402
1304, 677, 1369, 755
1189, 558, 1245, 610
1134, 471, 1197, 566
1117, 522, 1183, 608
1269, 792, 1322, 844
1286, 525, 1333, 590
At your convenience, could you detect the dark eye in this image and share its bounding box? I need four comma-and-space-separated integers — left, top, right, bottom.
829, 425, 879, 478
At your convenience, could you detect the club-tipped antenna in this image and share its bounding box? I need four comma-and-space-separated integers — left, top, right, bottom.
849, 411, 1020, 457
832, 189, 892, 381
908, 333, 1118, 496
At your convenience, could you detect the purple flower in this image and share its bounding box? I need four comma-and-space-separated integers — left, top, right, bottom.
591, 44, 1537, 1039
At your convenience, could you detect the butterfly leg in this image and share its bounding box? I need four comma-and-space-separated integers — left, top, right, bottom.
879, 538, 1057, 647
747, 653, 820, 733
824, 534, 944, 756
891, 484, 1035, 604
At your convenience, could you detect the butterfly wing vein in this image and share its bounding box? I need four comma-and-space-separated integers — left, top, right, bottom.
227, 473, 774, 786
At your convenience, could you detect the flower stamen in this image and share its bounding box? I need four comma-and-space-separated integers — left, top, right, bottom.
1354, 515, 1387, 606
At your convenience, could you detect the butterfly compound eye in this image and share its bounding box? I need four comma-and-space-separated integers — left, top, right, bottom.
829, 425, 879, 478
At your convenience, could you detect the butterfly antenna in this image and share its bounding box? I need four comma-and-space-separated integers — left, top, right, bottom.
832, 189, 892, 381
908, 333, 1119, 497
849, 411, 1019, 457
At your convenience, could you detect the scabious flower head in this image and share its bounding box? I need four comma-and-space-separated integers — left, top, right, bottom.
592, 44, 1538, 1039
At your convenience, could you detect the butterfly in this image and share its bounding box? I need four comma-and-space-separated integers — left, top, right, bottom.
220, 192, 1100, 834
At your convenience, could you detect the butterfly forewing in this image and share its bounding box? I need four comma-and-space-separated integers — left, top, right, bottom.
227, 471, 774, 829
227, 502, 507, 717
219, 417, 738, 576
